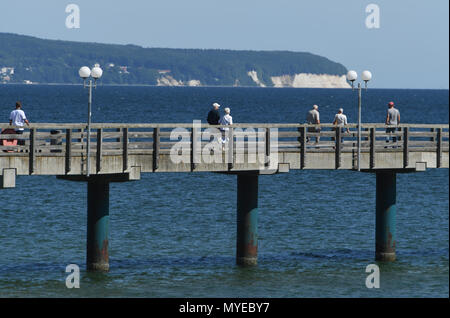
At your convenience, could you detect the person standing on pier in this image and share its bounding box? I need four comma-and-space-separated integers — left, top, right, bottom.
333, 108, 349, 143
207, 102, 221, 125
219, 107, 233, 145
9, 101, 30, 145
385, 101, 400, 145
306, 104, 320, 143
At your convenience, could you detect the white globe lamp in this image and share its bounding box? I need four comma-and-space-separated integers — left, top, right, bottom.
91, 66, 103, 79
346, 70, 358, 82
79, 66, 91, 79
361, 70, 372, 82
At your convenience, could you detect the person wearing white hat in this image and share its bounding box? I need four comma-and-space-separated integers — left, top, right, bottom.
207, 102, 221, 125
219, 107, 233, 145
333, 108, 349, 143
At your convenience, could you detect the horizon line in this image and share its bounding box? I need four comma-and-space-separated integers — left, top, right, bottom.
1, 82, 449, 90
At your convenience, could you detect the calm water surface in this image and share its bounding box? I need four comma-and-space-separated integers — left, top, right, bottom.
0, 85, 448, 297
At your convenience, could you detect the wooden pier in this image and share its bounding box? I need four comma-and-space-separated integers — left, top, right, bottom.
1, 122, 448, 270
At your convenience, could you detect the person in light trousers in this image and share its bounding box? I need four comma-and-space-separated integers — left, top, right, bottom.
219, 107, 233, 146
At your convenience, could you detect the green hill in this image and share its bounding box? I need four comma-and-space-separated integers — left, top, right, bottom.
0, 33, 348, 86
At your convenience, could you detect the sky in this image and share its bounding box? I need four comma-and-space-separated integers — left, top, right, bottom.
0, 0, 448, 89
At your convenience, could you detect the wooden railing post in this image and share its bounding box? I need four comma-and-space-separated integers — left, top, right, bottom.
153, 127, 160, 171
437, 128, 442, 168
65, 129, 72, 174
77, 128, 84, 147
96, 128, 102, 173
265, 128, 271, 167
29, 128, 36, 175
122, 128, 128, 172
191, 124, 200, 170
403, 127, 409, 168
335, 128, 341, 169
370, 127, 375, 169
227, 127, 234, 170
115, 128, 122, 143
299, 126, 306, 169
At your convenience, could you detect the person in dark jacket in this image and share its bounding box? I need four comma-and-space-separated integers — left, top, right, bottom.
207, 102, 221, 125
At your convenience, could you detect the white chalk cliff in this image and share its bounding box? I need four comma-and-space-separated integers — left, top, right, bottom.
157, 75, 202, 87
157, 75, 182, 86
156, 71, 350, 88
247, 70, 266, 87
270, 73, 350, 88
246, 70, 350, 88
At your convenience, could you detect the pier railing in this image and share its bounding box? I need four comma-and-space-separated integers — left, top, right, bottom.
0, 123, 448, 172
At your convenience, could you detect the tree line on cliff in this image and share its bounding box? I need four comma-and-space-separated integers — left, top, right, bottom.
0, 33, 347, 86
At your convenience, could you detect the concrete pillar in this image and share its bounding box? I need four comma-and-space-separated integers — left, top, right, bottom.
1, 168, 16, 188
236, 174, 258, 266
57, 170, 140, 272
375, 171, 396, 261
87, 178, 110, 271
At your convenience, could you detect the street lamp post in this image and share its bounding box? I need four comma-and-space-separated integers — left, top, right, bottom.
79, 65, 103, 177
346, 70, 372, 171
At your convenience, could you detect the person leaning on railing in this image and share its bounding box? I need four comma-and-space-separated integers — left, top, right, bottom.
385, 101, 400, 146
219, 107, 233, 145
332, 108, 350, 143
306, 104, 320, 143
207, 102, 221, 125
207, 102, 221, 142
9, 101, 30, 146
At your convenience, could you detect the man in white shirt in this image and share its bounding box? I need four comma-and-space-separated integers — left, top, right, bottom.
9, 101, 30, 145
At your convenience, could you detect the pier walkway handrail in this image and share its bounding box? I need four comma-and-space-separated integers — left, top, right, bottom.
1, 122, 448, 129
0, 122, 448, 175
0, 123, 448, 152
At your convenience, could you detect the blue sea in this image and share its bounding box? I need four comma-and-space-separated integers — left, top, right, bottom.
0, 85, 448, 297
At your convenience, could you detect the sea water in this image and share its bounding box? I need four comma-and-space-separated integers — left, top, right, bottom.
0, 85, 448, 297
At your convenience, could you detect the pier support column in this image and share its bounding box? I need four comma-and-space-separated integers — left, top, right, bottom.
236, 174, 258, 266
87, 178, 110, 271
57, 167, 140, 272
375, 171, 397, 261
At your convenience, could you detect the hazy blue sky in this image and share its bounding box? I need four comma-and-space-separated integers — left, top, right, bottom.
0, 0, 448, 89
